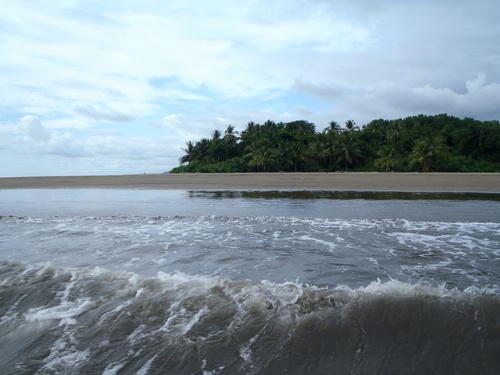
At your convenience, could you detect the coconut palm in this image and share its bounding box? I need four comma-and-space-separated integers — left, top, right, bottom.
345, 120, 360, 132
327, 120, 342, 134
244, 142, 275, 171
387, 121, 403, 145
321, 129, 338, 166
374, 147, 398, 171
193, 138, 212, 163
224, 125, 239, 143
211, 129, 221, 140
275, 141, 293, 171
221, 124, 240, 160
179, 140, 196, 164
409, 136, 448, 172
336, 132, 363, 169
240, 121, 259, 145
288, 141, 305, 172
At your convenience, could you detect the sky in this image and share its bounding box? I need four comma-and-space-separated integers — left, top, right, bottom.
1, 0, 499, 177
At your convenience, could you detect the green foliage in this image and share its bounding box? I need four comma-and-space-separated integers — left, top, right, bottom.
172, 115, 500, 173
374, 147, 398, 172
409, 136, 448, 172
244, 142, 276, 172
436, 156, 500, 172
170, 158, 249, 173
335, 132, 363, 169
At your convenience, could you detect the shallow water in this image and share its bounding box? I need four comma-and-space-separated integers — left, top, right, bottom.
0, 189, 499, 374
1, 189, 499, 220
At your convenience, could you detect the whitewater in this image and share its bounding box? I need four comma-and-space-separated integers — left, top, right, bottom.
0, 189, 499, 374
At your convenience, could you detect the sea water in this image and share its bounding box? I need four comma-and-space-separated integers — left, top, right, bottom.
0, 189, 499, 374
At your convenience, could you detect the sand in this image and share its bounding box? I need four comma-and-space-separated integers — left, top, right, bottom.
0, 173, 499, 193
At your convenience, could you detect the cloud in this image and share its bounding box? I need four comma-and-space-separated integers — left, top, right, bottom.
19, 115, 51, 142
161, 113, 231, 141
74, 104, 134, 122
162, 113, 185, 126
0, 114, 185, 176
290, 74, 500, 125
291, 78, 350, 101
392, 74, 500, 120
17, 115, 85, 157
0, 1, 499, 176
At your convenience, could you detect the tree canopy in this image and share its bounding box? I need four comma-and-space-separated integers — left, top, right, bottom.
171, 114, 500, 173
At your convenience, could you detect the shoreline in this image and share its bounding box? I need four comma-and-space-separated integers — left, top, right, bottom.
0, 172, 499, 193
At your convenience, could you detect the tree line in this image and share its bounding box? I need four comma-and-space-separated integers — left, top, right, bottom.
171, 114, 500, 173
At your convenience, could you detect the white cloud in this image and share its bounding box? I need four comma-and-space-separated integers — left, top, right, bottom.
292, 74, 500, 125
19, 115, 51, 142
395, 74, 500, 120
291, 78, 350, 101
0, 114, 183, 176
16, 115, 85, 157
74, 104, 134, 122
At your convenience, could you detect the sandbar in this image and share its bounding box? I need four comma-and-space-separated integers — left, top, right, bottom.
0, 173, 499, 193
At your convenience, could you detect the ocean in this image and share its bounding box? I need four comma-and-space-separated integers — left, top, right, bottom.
0, 189, 499, 374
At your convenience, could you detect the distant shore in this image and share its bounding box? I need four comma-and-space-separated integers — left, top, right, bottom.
0, 173, 499, 193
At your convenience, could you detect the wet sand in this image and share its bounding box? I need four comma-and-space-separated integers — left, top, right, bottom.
0, 173, 499, 192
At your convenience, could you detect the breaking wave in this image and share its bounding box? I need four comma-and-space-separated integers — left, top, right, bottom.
1, 261, 498, 375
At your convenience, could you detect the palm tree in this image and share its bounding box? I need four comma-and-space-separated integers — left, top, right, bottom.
179, 140, 196, 164
303, 135, 325, 167
288, 141, 304, 172
209, 138, 225, 162
240, 121, 259, 146
244, 142, 275, 172
193, 138, 212, 163
409, 136, 448, 172
275, 140, 293, 171
224, 125, 239, 142
412, 120, 422, 139
387, 121, 403, 145
327, 120, 342, 134
374, 146, 398, 171
345, 120, 360, 132
321, 130, 338, 165
222, 124, 239, 160
335, 132, 363, 169
211, 129, 222, 140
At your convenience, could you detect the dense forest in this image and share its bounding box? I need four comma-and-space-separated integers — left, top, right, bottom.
171, 114, 500, 173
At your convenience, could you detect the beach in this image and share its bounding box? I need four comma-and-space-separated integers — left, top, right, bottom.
0, 172, 499, 192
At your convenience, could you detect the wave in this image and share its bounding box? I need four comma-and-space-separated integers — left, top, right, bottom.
2, 215, 499, 290
1, 261, 499, 375
2, 213, 500, 222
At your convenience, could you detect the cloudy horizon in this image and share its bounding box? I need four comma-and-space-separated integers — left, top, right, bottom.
1, 0, 499, 177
